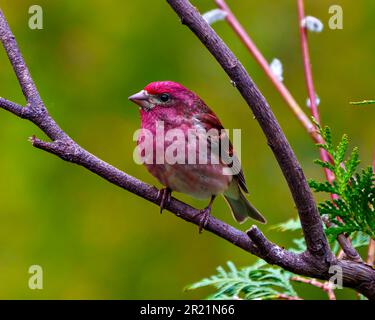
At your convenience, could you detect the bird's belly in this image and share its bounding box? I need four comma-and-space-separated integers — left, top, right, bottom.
145, 163, 232, 199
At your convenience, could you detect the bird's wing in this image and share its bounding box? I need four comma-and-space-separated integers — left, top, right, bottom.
193, 111, 249, 193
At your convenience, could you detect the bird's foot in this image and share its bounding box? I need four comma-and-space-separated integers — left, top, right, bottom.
194, 196, 216, 233
196, 206, 212, 234
157, 187, 171, 214
198, 206, 211, 233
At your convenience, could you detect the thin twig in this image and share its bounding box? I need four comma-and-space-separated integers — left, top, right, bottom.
323, 217, 362, 262
214, 0, 320, 142
275, 293, 303, 300
297, 0, 335, 184
297, 0, 362, 262
350, 100, 375, 105
291, 276, 336, 300
368, 239, 375, 266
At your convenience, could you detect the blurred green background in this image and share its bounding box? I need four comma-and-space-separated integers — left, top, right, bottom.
0, 0, 373, 299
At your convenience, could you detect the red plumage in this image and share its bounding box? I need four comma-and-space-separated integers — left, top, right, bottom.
129, 81, 266, 230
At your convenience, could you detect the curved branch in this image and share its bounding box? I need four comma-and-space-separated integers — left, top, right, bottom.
0, 13, 42, 107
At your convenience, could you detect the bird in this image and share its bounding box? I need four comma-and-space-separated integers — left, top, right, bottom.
128, 81, 266, 232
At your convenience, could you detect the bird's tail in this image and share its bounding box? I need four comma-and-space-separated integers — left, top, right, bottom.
223, 181, 266, 224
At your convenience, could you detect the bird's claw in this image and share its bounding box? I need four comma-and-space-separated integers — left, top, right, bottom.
195, 206, 212, 234
158, 187, 171, 214
194, 196, 216, 233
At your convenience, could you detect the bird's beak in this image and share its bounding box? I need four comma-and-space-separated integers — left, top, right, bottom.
128, 90, 149, 107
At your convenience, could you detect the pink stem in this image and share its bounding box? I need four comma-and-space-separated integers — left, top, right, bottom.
368, 239, 375, 266
297, 0, 336, 188
215, 0, 319, 142
297, 0, 362, 261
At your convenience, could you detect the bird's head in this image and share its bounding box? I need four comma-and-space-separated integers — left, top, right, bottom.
128, 81, 198, 113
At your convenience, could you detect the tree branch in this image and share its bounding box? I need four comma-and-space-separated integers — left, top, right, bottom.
0, 98, 25, 116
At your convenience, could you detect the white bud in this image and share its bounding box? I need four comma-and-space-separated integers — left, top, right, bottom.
301, 16, 324, 32
202, 9, 227, 25
270, 58, 283, 82
306, 95, 320, 108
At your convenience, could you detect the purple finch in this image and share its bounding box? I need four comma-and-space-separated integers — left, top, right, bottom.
129, 81, 266, 231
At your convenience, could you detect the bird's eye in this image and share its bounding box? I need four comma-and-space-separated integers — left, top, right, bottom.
160, 93, 170, 102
